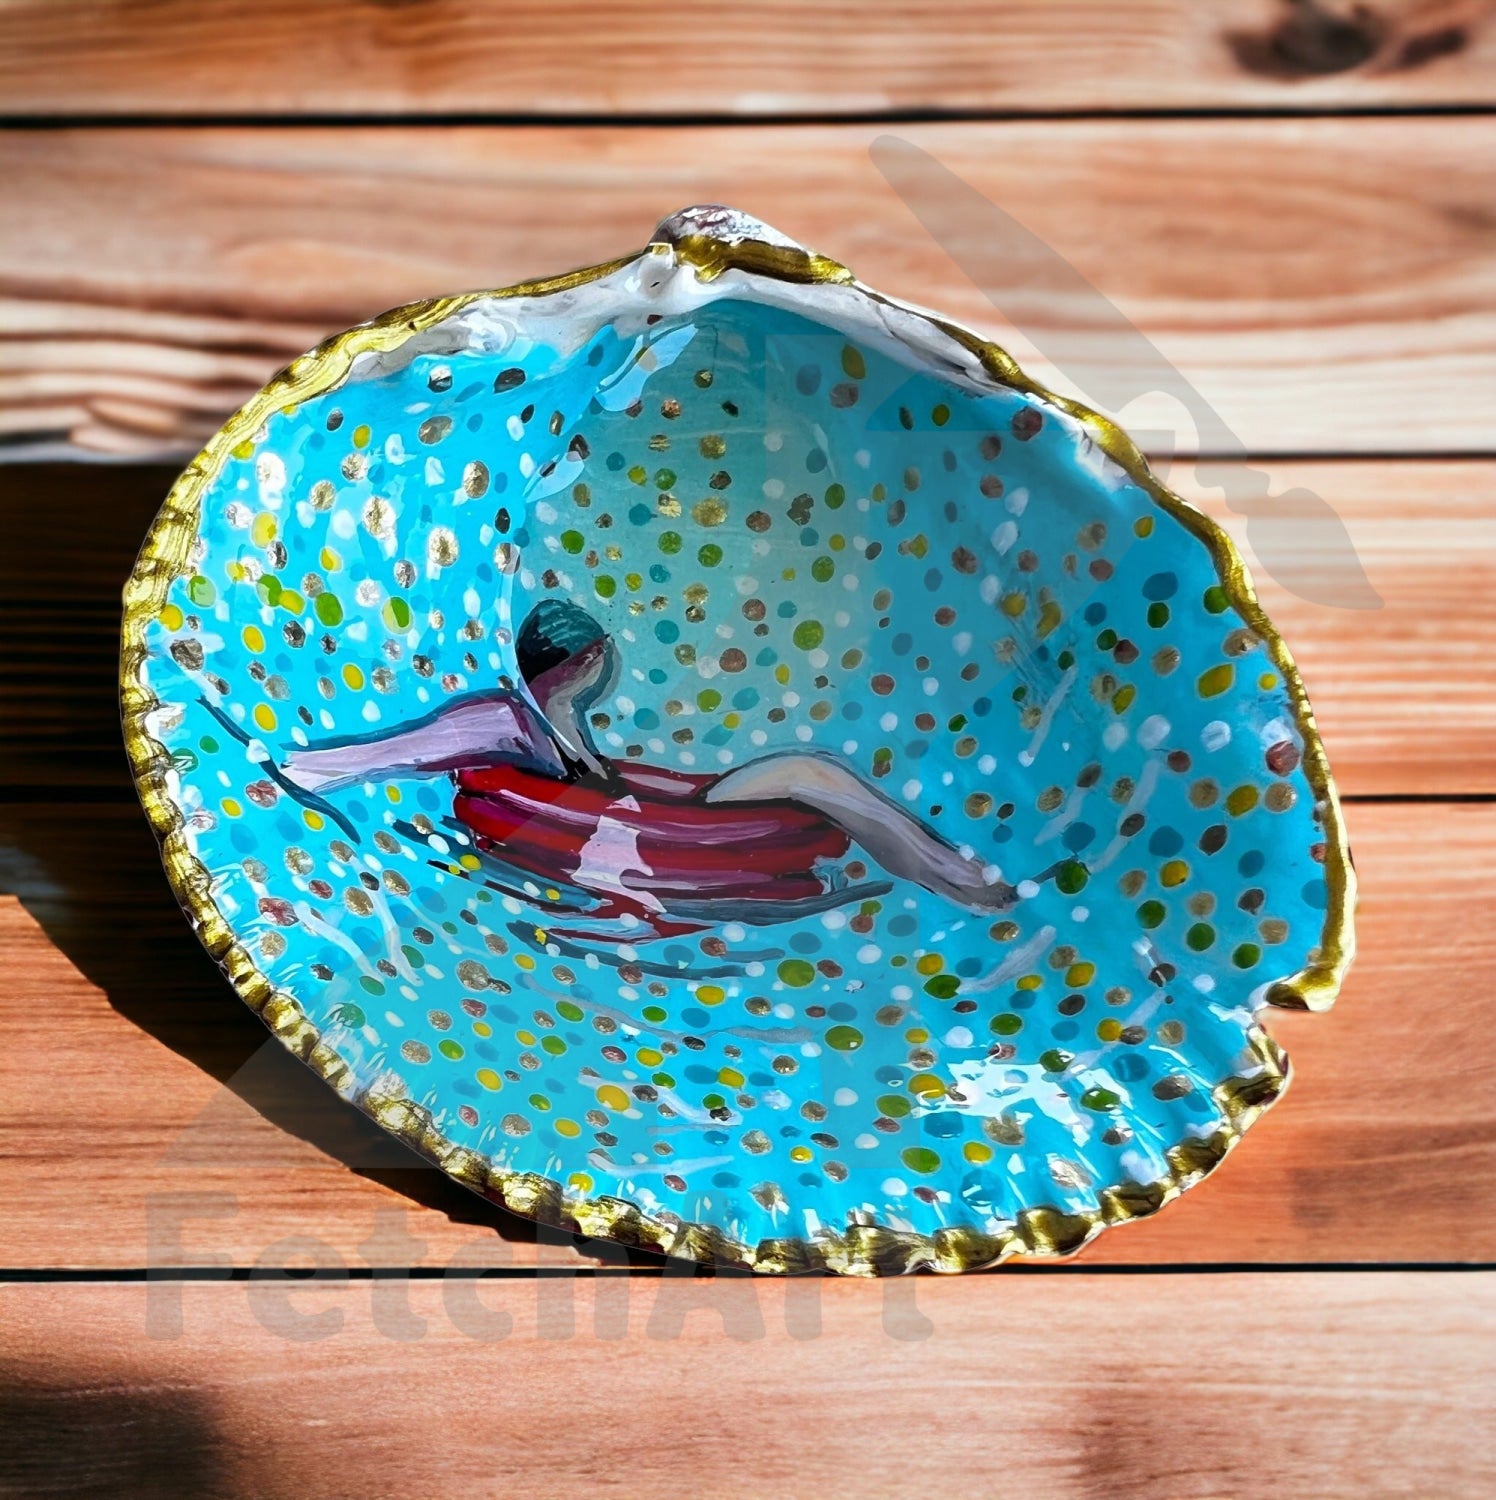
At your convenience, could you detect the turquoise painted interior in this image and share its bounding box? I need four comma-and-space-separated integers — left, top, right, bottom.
142, 292, 1331, 1251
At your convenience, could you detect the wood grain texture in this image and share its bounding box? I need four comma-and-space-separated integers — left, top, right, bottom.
5, 459, 1490, 795
0, 119, 1492, 458
0, 1273, 1492, 1498
3, 799, 1491, 1270
1, 0, 1494, 117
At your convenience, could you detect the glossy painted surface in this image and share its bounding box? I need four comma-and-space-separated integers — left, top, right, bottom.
131, 228, 1343, 1266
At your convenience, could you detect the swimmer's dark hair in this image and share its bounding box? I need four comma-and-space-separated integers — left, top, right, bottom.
515, 599, 606, 684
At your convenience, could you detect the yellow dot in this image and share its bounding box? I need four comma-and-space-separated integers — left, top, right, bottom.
476, 1068, 502, 1091
1097, 1018, 1123, 1042
385, 786, 401, 804
904, 1027, 930, 1045
221, 797, 243, 817
915, 953, 943, 976
342, 664, 364, 690
964, 1141, 994, 1165
352, 424, 371, 449
231, 439, 255, 460
1160, 859, 1190, 888
1017, 973, 1043, 991
909, 1072, 945, 1099
473, 1022, 492, 1039
1064, 961, 1096, 987
545, 888, 561, 901
303, 810, 324, 831
1227, 784, 1260, 817
279, 589, 305, 614
252, 704, 277, 732
555, 1118, 581, 1139
159, 603, 183, 630
596, 1084, 629, 1112
568, 1173, 594, 1194
251, 512, 278, 547
718, 1067, 745, 1088
515, 953, 536, 971
227, 561, 248, 582
320, 547, 342, 572
516, 1030, 536, 1046
1259, 672, 1279, 691
1001, 591, 1027, 617
790, 1145, 813, 1163
775, 664, 791, 685
697, 984, 726, 1006
1134, 515, 1155, 538
636, 1047, 664, 1067
459, 853, 481, 871
722, 713, 740, 729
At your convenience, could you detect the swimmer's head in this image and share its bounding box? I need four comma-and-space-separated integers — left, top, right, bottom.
515, 600, 617, 770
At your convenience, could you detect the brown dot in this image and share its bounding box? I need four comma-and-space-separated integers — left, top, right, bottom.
871, 674, 895, 695
979, 473, 1005, 498
1012, 407, 1043, 440
742, 598, 766, 621
746, 510, 772, 533
1266, 739, 1301, 775
720, 648, 748, 673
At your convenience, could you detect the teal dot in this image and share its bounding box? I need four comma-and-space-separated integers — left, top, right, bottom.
655, 620, 680, 644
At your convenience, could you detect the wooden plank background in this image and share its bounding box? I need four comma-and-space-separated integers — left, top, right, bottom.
2, 4, 1494, 1494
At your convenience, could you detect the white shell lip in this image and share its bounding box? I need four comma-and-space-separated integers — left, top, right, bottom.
652, 203, 808, 253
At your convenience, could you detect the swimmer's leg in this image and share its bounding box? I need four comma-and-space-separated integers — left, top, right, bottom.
705, 753, 1016, 912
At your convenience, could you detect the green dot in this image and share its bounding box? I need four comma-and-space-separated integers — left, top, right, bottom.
332, 1003, 365, 1029
841, 346, 867, 380
1204, 585, 1231, 614
1147, 601, 1170, 628
1081, 1086, 1120, 1111
359, 976, 385, 996
778, 958, 816, 987
1096, 627, 1118, 650
697, 689, 722, 711
923, 974, 960, 1000
199, 735, 219, 754
652, 1072, 675, 1088
594, 574, 617, 598
877, 1094, 911, 1118
824, 1025, 864, 1052
187, 574, 216, 607
1186, 922, 1216, 952
900, 1146, 941, 1175
810, 556, 835, 582
658, 530, 682, 555
698, 543, 723, 567
560, 530, 585, 554
257, 575, 282, 608
314, 591, 343, 627
556, 1000, 584, 1021
1138, 900, 1166, 929
824, 482, 846, 509
1040, 1048, 1072, 1073
1233, 942, 1262, 969
1197, 663, 1235, 698
642, 1004, 667, 1023
382, 597, 412, 631
439, 1039, 465, 1061
991, 1013, 1023, 1036
400, 944, 425, 969
702, 1092, 726, 1110
792, 619, 824, 650
655, 468, 677, 490
541, 1035, 567, 1056
1056, 861, 1089, 895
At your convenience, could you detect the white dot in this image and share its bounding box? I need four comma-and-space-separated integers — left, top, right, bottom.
834, 1088, 859, 1107
901, 779, 921, 801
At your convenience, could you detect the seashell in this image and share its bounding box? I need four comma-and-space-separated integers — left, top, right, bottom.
122, 207, 1353, 1274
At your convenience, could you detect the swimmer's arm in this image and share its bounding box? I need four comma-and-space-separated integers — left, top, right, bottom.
704, 753, 1016, 913
281, 693, 565, 794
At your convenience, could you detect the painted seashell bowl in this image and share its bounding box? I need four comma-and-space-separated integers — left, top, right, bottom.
123, 206, 1353, 1274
